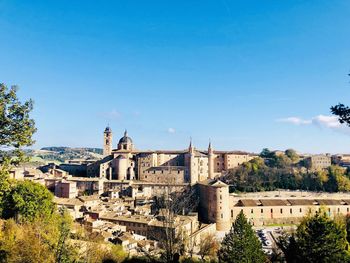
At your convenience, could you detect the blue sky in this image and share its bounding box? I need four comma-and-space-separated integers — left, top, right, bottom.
1, 0, 350, 153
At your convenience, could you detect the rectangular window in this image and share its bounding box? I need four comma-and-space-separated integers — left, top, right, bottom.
231, 210, 233, 217
270, 209, 273, 213
290, 208, 292, 214
251, 209, 253, 214
280, 209, 283, 214
261, 209, 263, 213
300, 208, 302, 213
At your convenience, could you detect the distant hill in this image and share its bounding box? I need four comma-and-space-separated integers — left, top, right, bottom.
24, 147, 103, 165
41, 147, 103, 155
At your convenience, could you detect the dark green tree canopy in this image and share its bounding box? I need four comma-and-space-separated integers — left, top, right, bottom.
217, 210, 266, 263
0, 83, 36, 164
331, 103, 350, 126
330, 74, 350, 126
280, 212, 350, 263
2, 180, 55, 221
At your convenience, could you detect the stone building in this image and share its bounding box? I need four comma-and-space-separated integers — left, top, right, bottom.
55, 180, 77, 198
198, 179, 231, 231
87, 127, 255, 185
305, 154, 331, 170
198, 180, 350, 231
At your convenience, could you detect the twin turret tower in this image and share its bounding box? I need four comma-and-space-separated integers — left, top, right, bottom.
208, 141, 215, 179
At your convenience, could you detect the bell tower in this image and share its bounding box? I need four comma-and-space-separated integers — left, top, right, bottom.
103, 126, 112, 156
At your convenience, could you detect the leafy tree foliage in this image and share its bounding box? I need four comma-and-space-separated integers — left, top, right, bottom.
330, 74, 350, 126
0, 83, 36, 215
0, 214, 72, 263
285, 149, 299, 163
82, 242, 126, 263
55, 208, 77, 263
2, 180, 55, 221
217, 210, 265, 263
198, 233, 219, 262
346, 214, 350, 244
0, 161, 13, 216
0, 212, 126, 263
0, 83, 36, 165
260, 148, 273, 158
226, 153, 350, 193
152, 185, 198, 263
331, 103, 350, 126
279, 212, 350, 263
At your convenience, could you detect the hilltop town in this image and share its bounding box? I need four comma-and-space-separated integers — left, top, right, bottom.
8, 126, 350, 258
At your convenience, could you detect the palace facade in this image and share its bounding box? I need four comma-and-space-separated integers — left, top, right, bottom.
86, 127, 256, 184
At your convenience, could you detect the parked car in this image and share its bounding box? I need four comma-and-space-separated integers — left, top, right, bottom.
265, 240, 272, 246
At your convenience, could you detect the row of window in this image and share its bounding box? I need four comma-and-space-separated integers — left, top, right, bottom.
229, 207, 350, 217
120, 221, 146, 227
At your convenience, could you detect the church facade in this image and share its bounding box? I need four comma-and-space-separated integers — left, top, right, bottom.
86, 126, 256, 185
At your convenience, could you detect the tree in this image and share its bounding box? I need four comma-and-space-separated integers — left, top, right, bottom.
346, 214, 350, 244
217, 210, 265, 263
152, 184, 198, 263
285, 149, 299, 163
0, 83, 36, 165
279, 211, 350, 263
0, 161, 13, 216
330, 73, 350, 125
0, 84, 36, 215
331, 103, 350, 126
274, 154, 293, 168
82, 242, 126, 263
55, 208, 77, 263
2, 180, 55, 221
260, 148, 272, 158
198, 233, 219, 262
0, 212, 83, 263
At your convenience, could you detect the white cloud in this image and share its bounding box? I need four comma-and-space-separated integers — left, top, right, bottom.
167, 128, 176, 134
277, 117, 311, 125
277, 114, 350, 134
312, 115, 341, 128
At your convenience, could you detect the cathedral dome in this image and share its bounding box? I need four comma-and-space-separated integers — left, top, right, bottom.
118, 130, 133, 144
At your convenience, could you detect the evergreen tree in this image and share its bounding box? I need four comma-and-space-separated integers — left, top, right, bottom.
217, 210, 266, 263
280, 212, 350, 263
